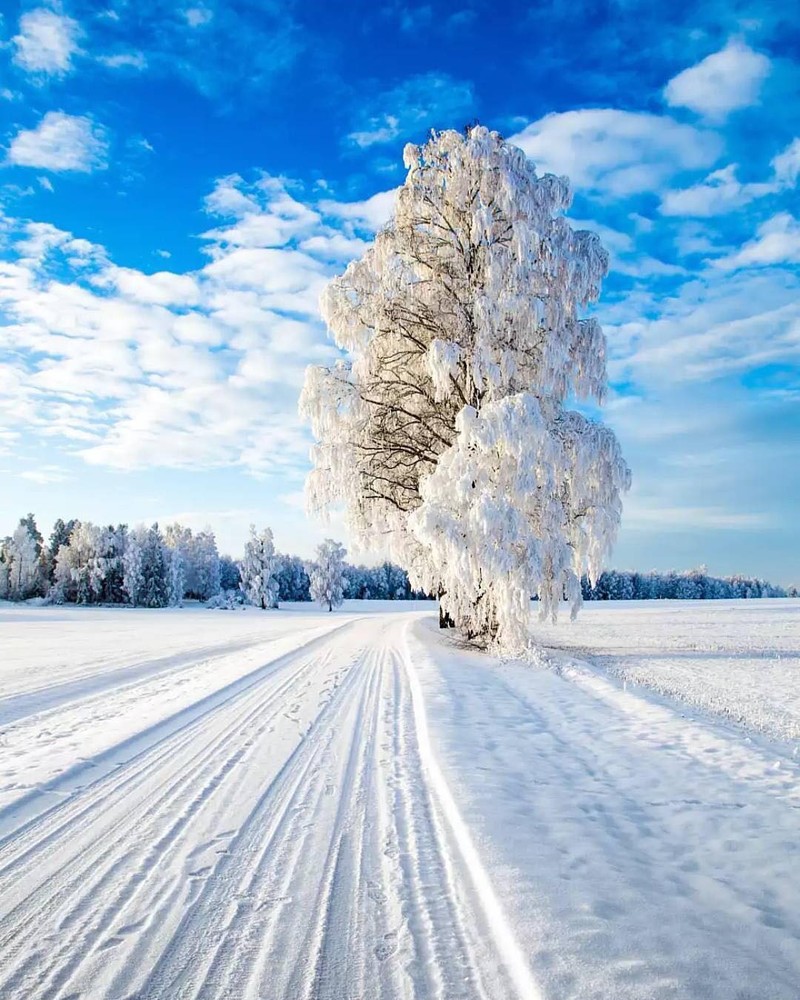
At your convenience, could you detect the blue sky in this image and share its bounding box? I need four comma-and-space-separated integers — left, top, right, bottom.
0, 0, 798, 582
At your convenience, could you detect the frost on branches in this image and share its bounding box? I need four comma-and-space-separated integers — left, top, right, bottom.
309, 539, 347, 612
239, 525, 280, 609
300, 126, 630, 651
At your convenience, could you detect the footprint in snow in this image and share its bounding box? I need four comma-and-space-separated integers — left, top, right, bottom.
374, 931, 399, 961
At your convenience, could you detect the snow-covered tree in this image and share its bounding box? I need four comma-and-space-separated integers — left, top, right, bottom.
53, 522, 110, 604
123, 526, 146, 606
139, 524, 169, 607
301, 126, 630, 649
239, 525, 279, 609
100, 525, 127, 603
166, 545, 185, 607
274, 553, 311, 601
0, 547, 9, 600
191, 530, 221, 601
163, 523, 191, 606
309, 539, 347, 612
219, 554, 240, 591
7, 523, 41, 600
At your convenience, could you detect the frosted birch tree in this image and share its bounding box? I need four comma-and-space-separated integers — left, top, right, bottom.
301, 126, 630, 650
53, 522, 109, 604
123, 526, 146, 607
239, 525, 280, 609
192, 530, 221, 601
7, 523, 41, 599
164, 523, 191, 606
309, 539, 346, 612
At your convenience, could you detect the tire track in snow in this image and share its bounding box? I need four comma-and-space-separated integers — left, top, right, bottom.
399, 622, 543, 1000
0, 626, 359, 999
0, 615, 540, 1000
135, 643, 380, 1000
0, 618, 353, 845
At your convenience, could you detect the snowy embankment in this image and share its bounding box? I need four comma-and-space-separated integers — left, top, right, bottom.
0, 600, 798, 999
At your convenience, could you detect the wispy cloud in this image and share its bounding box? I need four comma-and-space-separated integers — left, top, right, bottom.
348, 72, 474, 148
713, 213, 800, 270
19, 465, 70, 485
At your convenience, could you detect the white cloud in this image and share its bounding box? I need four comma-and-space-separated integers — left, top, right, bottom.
567, 217, 682, 278
660, 165, 773, 217
183, 7, 214, 28
6, 112, 108, 173
349, 116, 400, 149
605, 266, 800, 385
772, 138, 800, 187
623, 497, 770, 531
96, 51, 147, 70
0, 175, 377, 476
660, 137, 800, 217
319, 188, 397, 231
98, 267, 202, 307
12, 8, 81, 76
713, 213, 800, 270
19, 464, 69, 485
663, 40, 771, 122
510, 109, 721, 196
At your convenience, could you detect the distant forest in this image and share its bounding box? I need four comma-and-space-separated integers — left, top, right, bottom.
0, 514, 795, 606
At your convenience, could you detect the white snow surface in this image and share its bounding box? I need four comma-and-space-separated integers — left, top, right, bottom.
532, 598, 800, 743
0, 599, 798, 999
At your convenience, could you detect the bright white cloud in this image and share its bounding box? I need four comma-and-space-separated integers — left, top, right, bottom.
510, 109, 721, 196
0, 175, 382, 476
202, 173, 321, 247
664, 40, 771, 122
713, 213, 800, 271
319, 189, 397, 231
12, 8, 81, 76
6, 112, 108, 173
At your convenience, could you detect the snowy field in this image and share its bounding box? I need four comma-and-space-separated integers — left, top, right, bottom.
0, 600, 798, 999
532, 598, 800, 742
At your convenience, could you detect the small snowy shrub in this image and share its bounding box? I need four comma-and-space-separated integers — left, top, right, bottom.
206, 589, 248, 610
309, 539, 347, 612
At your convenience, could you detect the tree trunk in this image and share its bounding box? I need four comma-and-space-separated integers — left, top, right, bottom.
438, 589, 455, 629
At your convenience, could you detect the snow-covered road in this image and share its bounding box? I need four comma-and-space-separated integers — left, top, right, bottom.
0, 602, 798, 999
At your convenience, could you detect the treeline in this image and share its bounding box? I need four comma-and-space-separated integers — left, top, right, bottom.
581, 568, 793, 600
0, 514, 794, 606
0, 514, 426, 606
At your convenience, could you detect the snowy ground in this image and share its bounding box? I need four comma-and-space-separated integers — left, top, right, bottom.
0, 599, 798, 999
532, 598, 800, 742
